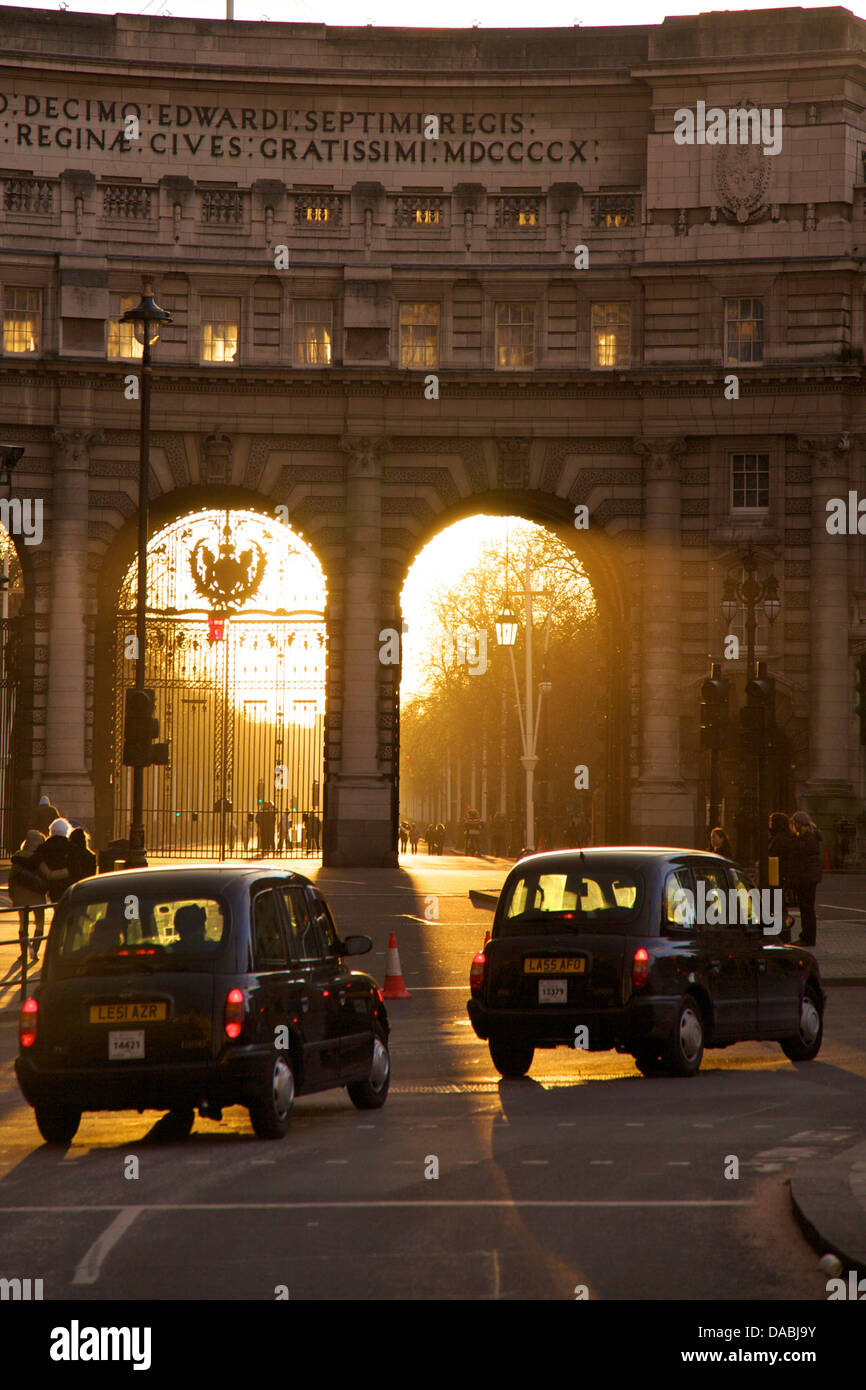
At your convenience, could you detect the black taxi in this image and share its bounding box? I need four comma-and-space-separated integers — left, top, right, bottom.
16, 865, 389, 1142
468, 847, 824, 1078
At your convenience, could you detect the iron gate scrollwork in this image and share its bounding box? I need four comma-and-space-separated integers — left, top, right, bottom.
111, 508, 326, 860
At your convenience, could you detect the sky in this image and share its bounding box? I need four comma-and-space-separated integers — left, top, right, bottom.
3, 0, 862, 28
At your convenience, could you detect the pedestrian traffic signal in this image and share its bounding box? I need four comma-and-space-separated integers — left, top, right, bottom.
856, 654, 866, 746
122, 688, 169, 767
741, 663, 776, 752
700, 664, 729, 750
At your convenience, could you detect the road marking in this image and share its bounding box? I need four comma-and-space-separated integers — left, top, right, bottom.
667, 1161, 691, 1167
557, 1122, 577, 1128
72, 1206, 142, 1286
693, 1123, 714, 1128
406, 986, 469, 991
625, 1122, 645, 1127
590, 1160, 613, 1166
325, 1159, 348, 1165
521, 1160, 549, 1166
0, 1200, 755, 1212
491, 1248, 501, 1301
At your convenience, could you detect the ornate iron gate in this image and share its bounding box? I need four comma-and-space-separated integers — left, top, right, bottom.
111, 508, 326, 860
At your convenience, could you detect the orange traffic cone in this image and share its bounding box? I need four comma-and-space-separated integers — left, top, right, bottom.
382, 931, 411, 999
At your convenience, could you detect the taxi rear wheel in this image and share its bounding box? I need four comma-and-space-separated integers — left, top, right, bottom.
780, 985, 823, 1062
488, 1037, 534, 1079
347, 1027, 390, 1109
249, 1053, 294, 1139
660, 995, 704, 1077
35, 1103, 81, 1146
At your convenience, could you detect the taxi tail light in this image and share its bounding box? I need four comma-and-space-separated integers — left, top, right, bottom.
224, 987, 244, 1040
20, 995, 38, 1048
632, 948, 650, 990
469, 951, 486, 993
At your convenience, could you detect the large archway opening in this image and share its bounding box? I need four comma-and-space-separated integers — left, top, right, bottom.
398, 513, 617, 857
111, 506, 326, 859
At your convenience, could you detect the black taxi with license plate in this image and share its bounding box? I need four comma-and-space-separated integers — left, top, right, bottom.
467, 847, 825, 1079
16, 865, 390, 1143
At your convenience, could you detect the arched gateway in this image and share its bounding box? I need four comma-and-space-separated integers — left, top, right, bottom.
106, 508, 325, 859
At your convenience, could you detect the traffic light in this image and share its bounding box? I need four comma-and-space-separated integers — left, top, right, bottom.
700, 664, 729, 750
741, 662, 776, 753
122, 688, 169, 767
856, 655, 866, 746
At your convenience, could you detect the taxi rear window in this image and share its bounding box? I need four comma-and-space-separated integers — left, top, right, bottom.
497, 869, 643, 936
50, 894, 228, 977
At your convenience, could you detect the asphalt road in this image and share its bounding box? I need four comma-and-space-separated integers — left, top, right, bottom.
0, 854, 864, 1301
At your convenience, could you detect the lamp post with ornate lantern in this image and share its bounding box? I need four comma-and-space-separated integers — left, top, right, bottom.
119, 281, 172, 867
719, 544, 781, 878
495, 556, 552, 856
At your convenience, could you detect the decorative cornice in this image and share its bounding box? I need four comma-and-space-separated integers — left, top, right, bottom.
51, 427, 104, 467
794, 432, 853, 473
633, 436, 687, 479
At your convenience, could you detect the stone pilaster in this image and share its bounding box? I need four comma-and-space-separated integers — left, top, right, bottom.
323, 435, 396, 866
42, 428, 101, 824
796, 433, 859, 829
630, 437, 694, 844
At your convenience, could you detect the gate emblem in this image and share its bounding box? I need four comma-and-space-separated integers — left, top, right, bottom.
189, 522, 266, 612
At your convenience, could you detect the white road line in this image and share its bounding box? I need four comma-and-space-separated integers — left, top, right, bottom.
557, 1122, 577, 1128
2, 1200, 754, 1212
521, 1160, 550, 1166
325, 1159, 348, 1165
590, 1160, 613, 1166
72, 1206, 142, 1286
667, 1161, 691, 1167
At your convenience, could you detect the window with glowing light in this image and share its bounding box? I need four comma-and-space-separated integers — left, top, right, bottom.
293, 300, 333, 366
201, 296, 239, 363
724, 298, 763, 365
3, 286, 41, 354
399, 302, 439, 368
592, 302, 631, 368
107, 293, 143, 361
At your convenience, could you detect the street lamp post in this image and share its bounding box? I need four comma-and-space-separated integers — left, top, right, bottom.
495, 556, 551, 855
119, 282, 172, 867
720, 545, 781, 873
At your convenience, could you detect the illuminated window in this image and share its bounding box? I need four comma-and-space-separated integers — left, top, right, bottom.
107, 294, 143, 361
200, 297, 239, 364
725, 298, 763, 364
293, 300, 332, 366
591, 195, 636, 229
394, 197, 443, 227
3, 287, 40, 355
399, 302, 439, 369
592, 302, 631, 368
294, 195, 341, 226
495, 302, 534, 369
495, 197, 540, 229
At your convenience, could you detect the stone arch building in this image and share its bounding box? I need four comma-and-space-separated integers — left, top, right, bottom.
0, 6, 864, 864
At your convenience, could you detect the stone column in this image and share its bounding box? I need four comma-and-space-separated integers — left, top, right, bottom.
631, 437, 694, 843
42, 428, 100, 824
796, 433, 858, 826
323, 435, 396, 867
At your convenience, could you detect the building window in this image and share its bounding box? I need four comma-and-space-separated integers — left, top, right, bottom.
2, 287, 41, 354
293, 300, 333, 366
394, 196, 443, 227
725, 298, 764, 364
731, 453, 769, 510
592, 302, 631, 367
590, 195, 637, 229
495, 302, 535, 369
200, 297, 239, 364
495, 196, 540, 229
294, 194, 342, 226
107, 294, 143, 361
399, 303, 439, 368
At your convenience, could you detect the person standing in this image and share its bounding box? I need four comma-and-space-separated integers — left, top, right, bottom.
30, 818, 74, 904
709, 826, 734, 859
409, 823, 419, 854
256, 799, 277, 856
34, 794, 60, 835
768, 811, 797, 941
9, 829, 47, 963
788, 811, 823, 947
68, 827, 97, 886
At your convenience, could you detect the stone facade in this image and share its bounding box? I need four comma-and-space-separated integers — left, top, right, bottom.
1, 6, 865, 863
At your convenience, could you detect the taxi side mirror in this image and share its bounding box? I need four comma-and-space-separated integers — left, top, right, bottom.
341, 934, 372, 956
